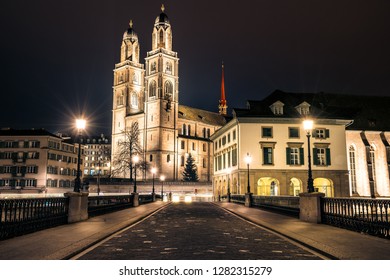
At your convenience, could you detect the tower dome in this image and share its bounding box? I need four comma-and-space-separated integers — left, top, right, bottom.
155, 4, 170, 24
123, 20, 138, 42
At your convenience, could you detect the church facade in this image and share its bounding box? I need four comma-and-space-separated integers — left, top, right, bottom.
111, 6, 226, 182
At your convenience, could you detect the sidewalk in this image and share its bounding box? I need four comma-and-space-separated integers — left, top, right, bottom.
1, 201, 390, 260
0, 201, 169, 260
216, 202, 390, 260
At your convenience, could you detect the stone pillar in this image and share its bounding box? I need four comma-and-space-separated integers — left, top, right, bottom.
245, 193, 252, 207
64, 192, 89, 223
132, 192, 139, 207
299, 192, 325, 223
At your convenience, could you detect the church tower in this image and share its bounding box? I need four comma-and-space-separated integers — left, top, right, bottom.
143, 5, 179, 180
111, 20, 145, 178
218, 62, 228, 115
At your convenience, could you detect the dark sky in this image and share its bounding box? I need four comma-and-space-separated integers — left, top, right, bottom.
1, 0, 389, 136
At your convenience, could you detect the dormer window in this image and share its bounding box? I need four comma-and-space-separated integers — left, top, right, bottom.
269, 101, 284, 115
295, 101, 311, 116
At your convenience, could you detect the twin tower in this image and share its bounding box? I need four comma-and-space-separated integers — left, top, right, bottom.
111, 6, 227, 181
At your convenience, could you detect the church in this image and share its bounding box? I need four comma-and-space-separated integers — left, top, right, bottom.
111, 5, 227, 182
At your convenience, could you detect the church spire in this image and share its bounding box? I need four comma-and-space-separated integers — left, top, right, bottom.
218, 62, 228, 115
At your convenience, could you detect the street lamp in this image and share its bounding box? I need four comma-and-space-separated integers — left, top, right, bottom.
74, 119, 86, 192
151, 167, 157, 194
160, 175, 165, 199
244, 153, 252, 194
132, 155, 139, 193
303, 119, 315, 193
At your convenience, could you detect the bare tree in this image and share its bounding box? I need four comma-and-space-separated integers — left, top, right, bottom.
112, 122, 145, 181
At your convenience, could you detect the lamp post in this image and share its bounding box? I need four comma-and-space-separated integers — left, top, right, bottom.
244, 153, 252, 194
303, 119, 314, 193
151, 167, 157, 194
132, 155, 139, 193
160, 175, 165, 200
74, 119, 86, 192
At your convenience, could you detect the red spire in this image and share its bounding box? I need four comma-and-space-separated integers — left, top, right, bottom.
219, 62, 228, 115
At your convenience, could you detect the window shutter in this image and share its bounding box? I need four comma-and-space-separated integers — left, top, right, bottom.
311, 130, 318, 138
299, 148, 304, 165
325, 129, 330, 138
286, 148, 291, 164
326, 148, 331, 165
313, 148, 318, 165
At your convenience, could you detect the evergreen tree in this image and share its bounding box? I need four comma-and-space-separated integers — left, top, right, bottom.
182, 154, 199, 181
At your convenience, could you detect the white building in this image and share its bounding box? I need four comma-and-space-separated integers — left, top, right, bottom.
81, 134, 111, 177
211, 90, 353, 198
0, 128, 84, 191
111, 6, 226, 182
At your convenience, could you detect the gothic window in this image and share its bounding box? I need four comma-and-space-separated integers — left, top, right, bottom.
151, 62, 157, 72
149, 81, 157, 97
132, 73, 138, 84
131, 92, 138, 108
159, 30, 164, 46
182, 124, 187, 135
117, 92, 124, 106
165, 62, 172, 74
164, 81, 173, 97
349, 146, 357, 194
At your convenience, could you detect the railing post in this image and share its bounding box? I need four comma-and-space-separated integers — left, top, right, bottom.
64, 192, 89, 223
299, 192, 325, 223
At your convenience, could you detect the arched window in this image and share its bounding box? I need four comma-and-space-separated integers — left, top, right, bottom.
131, 92, 138, 108
165, 62, 172, 73
164, 81, 173, 96
348, 146, 357, 194
182, 124, 187, 135
159, 30, 164, 46
149, 81, 157, 97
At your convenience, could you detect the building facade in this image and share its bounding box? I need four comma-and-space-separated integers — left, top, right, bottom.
111, 6, 226, 182
0, 128, 84, 191
211, 91, 353, 198
81, 134, 111, 178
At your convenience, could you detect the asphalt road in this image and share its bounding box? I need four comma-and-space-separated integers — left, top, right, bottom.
76, 202, 323, 260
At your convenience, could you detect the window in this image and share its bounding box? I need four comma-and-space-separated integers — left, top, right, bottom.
203, 143, 206, 152
150, 154, 153, 162
192, 142, 195, 151
289, 127, 299, 138
228, 134, 231, 143
181, 141, 185, 149
188, 125, 191, 136
203, 158, 206, 168
313, 148, 331, 166
203, 128, 206, 138
207, 129, 211, 138
164, 81, 173, 96
286, 147, 304, 165
262, 127, 273, 138
167, 154, 170, 162
349, 146, 357, 194
149, 81, 157, 97
232, 148, 237, 166
233, 130, 236, 140
181, 155, 185, 166
313, 128, 330, 139
222, 136, 226, 145
369, 145, 377, 193
263, 147, 273, 165
182, 124, 187, 135
131, 92, 138, 108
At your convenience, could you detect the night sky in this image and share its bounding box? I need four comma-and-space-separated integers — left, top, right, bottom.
1, 0, 389, 136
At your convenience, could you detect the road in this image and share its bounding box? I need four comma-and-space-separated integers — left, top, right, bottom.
75, 202, 323, 260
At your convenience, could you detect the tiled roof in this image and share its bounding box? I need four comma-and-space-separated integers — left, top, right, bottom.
178, 105, 227, 126
234, 90, 390, 131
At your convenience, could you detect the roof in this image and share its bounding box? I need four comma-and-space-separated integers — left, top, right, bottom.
0, 128, 59, 138
178, 105, 227, 126
233, 90, 390, 131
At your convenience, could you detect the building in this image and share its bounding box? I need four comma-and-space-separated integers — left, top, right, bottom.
211, 90, 354, 198
81, 134, 111, 178
111, 6, 227, 181
0, 128, 84, 191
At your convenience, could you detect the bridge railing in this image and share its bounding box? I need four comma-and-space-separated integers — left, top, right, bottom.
321, 197, 390, 238
230, 194, 300, 217
0, 197, 68, 240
